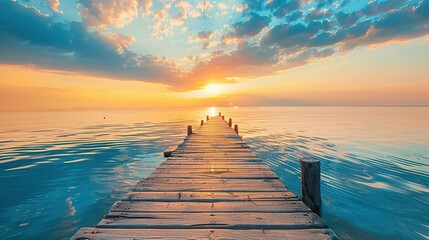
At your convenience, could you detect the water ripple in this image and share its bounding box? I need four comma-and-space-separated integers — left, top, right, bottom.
1, 108, 428, 240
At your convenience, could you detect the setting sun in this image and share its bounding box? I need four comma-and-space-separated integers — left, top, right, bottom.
204, 84, 222, 96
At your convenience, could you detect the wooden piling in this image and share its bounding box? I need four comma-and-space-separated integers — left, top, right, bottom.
222, 116, 225, 120
187, 125, 193, 135
206, 115, 209, 121
219, 112, 222, 116
229, 118, 232, 127
200, 120, 204, 126
234, 124, 238, 134
300, 158, 322, 217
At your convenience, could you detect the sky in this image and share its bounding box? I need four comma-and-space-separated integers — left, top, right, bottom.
0, 0, 428, 110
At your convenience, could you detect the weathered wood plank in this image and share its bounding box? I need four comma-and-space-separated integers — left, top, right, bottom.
147, 168, 278, 179
160, 162, 266, 166
163, 145, 178, 157
72, 228, 339, 240
162, 162, 265, 167
155, 165, 272, 171
133, 178, 288, 192
123, 191, 298, 202
98, 212, 327, 230
110, 200, 310, 213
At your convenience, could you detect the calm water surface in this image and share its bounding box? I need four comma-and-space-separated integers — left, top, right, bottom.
0, 107, 428, 239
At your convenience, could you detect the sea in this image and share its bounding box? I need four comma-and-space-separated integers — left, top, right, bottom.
0, 107, 428, 239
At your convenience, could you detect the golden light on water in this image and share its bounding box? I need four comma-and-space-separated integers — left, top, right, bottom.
209, 106, 217, 116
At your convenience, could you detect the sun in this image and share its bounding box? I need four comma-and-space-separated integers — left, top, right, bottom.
204, 84, 222, 96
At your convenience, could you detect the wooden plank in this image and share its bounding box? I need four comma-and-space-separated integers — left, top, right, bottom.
110, 200, 310, 213
166, 158, 261, 161
149, 168, 275, 174
163, 145, 177, 157
72, 228, 339, 240
147, 172, 279, 179
155, 165, 272, 171
163, 159, 263, 163
123, 191, 298, 202
160, 162, 266, 166
98, 212, 327, 230
133, 179, 288, 192
167, 156, 261, 160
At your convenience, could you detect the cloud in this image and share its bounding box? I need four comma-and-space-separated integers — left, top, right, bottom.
188, 9, 201, 18
192, 0, 429, 87
198, 0, 214, 11
218, 2, 227, 10
198, 31, 215, 41
1, 0, 429, 92
262, 20, 332, 48
189, 42, 279, 83
362, 0, 407, 16
189, 31, 216, 44
229, 13, 271, 38
0, 1, 180, 86
266, 0, 300, 18
78, 0, 152, 29
47, 0, 62, 13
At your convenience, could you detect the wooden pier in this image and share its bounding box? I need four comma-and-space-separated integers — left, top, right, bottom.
71, 115, 338, 239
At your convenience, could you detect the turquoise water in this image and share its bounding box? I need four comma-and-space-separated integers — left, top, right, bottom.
0, 107, 428, 239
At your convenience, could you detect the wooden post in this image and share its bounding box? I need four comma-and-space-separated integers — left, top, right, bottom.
228, 118, 232, 127
300, 158, 322, 217
206, 115, 209, 121
219, 112, 221, 116
234, 124, 238, 134
187, 125, 193, 135
200, 120, 204, 126
222, 116, 225, 120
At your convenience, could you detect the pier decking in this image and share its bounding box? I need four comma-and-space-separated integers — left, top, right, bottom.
71, 116, 338, 239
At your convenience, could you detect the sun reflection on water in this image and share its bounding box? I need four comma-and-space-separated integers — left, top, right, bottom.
209, 106, 217, 116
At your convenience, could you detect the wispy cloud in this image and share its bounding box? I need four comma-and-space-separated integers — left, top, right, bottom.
1, 0, 429, 91
78, 0, 152, 29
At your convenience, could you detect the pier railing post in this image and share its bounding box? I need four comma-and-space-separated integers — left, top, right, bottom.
229, 118, 232, 127
187, 125, 193, 135
300, 158, 322, 217
200, 120, 204, 126
234, 124, 238, 134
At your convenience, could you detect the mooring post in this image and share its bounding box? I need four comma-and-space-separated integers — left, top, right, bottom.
300, 158, 322, 217
219, 112, 221, 116
187, 125, 193, 135
229, 118, 232, 127
200, 120, 204, 126
222, 116, 225, 120
234, 124, 238, 134
206, 115, 209, 121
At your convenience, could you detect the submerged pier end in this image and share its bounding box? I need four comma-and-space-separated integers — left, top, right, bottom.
71, 115, 338, 239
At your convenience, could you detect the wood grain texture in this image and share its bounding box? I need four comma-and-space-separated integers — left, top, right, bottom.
110, 200, 310, 213
98, 212, 327, 229
72, 228, 339, 240
123, 191, 298, 202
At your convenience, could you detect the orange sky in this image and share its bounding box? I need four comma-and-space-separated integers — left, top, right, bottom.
1, 37, 428, 111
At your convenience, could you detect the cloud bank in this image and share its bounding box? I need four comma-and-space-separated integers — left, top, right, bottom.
0, 0, 428, 90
